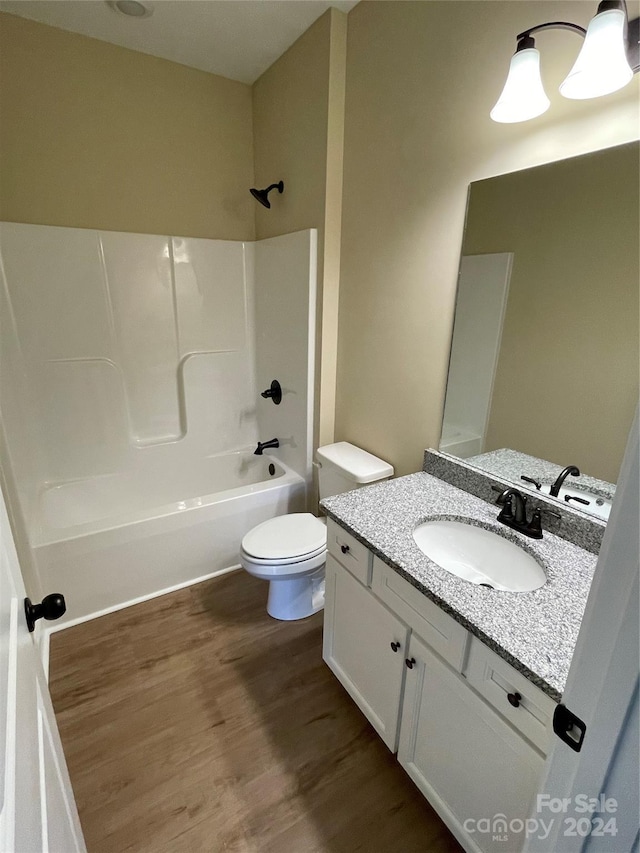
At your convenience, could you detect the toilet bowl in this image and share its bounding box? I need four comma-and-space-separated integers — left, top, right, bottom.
240, 442, 394, 621
240, 513, 327, 620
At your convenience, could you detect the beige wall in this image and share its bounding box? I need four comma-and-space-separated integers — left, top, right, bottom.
336, 1, 640, 475
252, 8, 347, 449
465, 143, 639, 483
0, 12, 255, 240
3, 3, 639, 481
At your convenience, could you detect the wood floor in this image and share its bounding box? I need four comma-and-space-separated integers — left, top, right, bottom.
49, 570, 463, 853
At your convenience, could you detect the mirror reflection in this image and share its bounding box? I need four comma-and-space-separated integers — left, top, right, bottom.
441, 142, 639, 517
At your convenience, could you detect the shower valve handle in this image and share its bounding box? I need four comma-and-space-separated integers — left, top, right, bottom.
260, 380, 282, 405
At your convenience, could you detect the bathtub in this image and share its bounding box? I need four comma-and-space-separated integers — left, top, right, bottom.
32, 452, 306, 625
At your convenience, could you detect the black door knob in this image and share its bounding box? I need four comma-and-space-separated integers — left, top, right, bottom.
507, 691, 522, 708
390, 641, 401, 652
24, 594, 66, 633
340, 544, 350, 554
405, 657, 416, 669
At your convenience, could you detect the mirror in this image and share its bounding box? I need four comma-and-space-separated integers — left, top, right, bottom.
440, 142, 639, 517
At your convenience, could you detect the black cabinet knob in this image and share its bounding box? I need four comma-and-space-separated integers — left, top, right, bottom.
507, 691, 522, 708
24, 594, 66, 633
405, 657, 416, 669
340, 544, 350, 554
390, 641, 401, 652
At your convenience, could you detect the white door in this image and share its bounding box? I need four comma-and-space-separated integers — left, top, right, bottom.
524, 411, 639, 853
323, 555, 409, 751
0, 487, 85, 852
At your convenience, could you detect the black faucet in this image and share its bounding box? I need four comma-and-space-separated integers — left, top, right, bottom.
493, 486, 560, 539
549, 465, 580, 497
254, 438, 279, 456
496, 487, 528, 526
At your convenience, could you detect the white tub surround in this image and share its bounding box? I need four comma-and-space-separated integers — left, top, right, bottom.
35, 454, 305, 625
0, 223, 317, 623
254, 231, 317, 487
441, 253, 512, 459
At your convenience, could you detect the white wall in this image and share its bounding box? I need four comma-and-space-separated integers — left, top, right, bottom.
0, 223, 316, 546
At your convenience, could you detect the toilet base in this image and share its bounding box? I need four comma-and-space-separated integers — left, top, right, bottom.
267, 572, 325, 621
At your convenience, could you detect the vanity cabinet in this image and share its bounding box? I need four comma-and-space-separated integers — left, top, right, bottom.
398, 633, 544, 853
323, 554, 408, 750
323, 519, 554, 853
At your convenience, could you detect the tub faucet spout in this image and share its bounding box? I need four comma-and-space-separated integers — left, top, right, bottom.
254, 438, 279, 456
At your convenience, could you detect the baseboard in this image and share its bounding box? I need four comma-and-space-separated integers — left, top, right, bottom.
40, 564, 242, 676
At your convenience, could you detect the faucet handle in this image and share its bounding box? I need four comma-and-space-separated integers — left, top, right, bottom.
539, 507, 561, 520
526, 508, 544, 539
520, 475, 542, 491
260, 380, 282, 405
495, 491, 517, 522
565, 494, 590, 507
492, 487, 516, 520
526, 506, 562, 539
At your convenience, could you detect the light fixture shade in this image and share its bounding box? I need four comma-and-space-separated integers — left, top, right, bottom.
490, 48, 551, 123
560, 8, 633, 99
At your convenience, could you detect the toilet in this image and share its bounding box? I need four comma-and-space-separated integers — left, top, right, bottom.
240, 442, 394, 620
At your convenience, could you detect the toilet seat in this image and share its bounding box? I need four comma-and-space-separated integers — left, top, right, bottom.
240, 543, 326, 566
241, 513, 327, 562
240, 546, 326, 578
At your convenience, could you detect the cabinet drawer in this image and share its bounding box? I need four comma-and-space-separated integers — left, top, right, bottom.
371, 557, 468, 671
464, 636, 556, 754
326, 518, 372, 587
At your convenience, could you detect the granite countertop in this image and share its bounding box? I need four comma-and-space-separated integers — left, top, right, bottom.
468, 449, 615, 500
321, 472, 599, 701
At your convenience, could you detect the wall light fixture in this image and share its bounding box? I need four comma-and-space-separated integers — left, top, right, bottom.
491, 0, 639, 123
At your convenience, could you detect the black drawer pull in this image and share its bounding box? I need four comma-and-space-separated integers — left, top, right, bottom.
390, 641, 401, 652
405, 657, 416, 669
507, 691, 522, 708
340, 544, 350, 554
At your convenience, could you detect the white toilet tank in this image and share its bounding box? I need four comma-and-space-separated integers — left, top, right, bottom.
316, 441, 394, 500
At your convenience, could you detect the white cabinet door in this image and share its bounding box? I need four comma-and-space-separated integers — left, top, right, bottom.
323, 555, 408, 751
0, 487, 85, 852
398, 633, 543, 853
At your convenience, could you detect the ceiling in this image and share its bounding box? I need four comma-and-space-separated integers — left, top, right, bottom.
0, 0, 358, 84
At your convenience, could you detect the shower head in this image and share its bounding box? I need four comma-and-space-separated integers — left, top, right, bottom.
249, 181, 284, 209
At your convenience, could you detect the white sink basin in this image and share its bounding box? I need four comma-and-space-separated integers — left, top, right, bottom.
413, 519, 546, 592
539, 485, 612, 521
